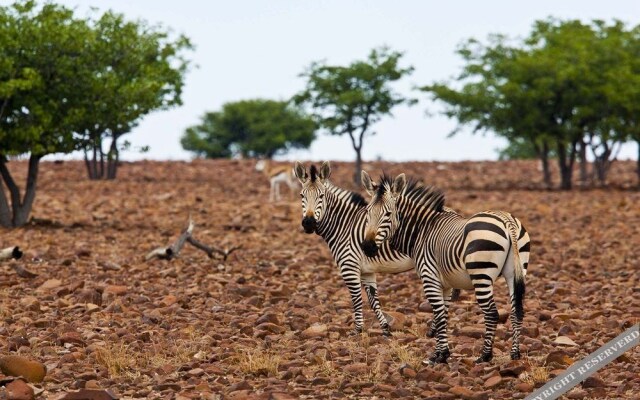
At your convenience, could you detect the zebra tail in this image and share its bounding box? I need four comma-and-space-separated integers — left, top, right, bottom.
507, 216, 525, 321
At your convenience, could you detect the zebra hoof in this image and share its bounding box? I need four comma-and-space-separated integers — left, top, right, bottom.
475, 352, 493, 363
382, 329, 392, 338
427, 349, 450, 364
349, 327, 363, 337
511, 350, 521, 360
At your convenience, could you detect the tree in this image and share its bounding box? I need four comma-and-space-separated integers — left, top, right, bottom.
294, 47, 415, 185
422, 19, 639, 190
0, 1, 92, 227
79, 11, 192, 180
181, 99, 316, 159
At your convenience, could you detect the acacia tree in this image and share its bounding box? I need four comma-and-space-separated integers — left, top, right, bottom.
422, 19, 639, 190
294, 47, 415, 185
181, 99, 316, 158
0, 1, 92, 227
79, 11, 192, 180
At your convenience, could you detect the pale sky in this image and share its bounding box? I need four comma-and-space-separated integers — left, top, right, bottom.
16, 0, 640, 162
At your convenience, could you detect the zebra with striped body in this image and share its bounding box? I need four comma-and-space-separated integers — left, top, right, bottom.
295, 161, 454, 337
360, 171, 530, 364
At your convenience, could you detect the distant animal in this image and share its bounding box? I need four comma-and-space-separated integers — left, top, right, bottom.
360, 171, 530, 364
294, 161, 458, 337
255, 159, 298, 202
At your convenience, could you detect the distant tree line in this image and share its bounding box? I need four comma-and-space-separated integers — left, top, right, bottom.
0, 0, 191, 227
421, 18, 640, 190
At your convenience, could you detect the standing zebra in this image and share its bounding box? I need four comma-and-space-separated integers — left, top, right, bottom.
360, 171, 530, 364
294, 161, 457, 337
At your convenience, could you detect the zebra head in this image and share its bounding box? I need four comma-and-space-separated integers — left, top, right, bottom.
360, 170, 406, 257
294, 161, 331, 234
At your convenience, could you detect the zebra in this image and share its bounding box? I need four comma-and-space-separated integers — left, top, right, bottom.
294, 161, 458, 337
359, 171, 530, 364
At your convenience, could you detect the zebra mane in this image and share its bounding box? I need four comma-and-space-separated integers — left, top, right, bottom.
326, 182, 368, 208
309, 165, 318, 182
379, 174, 445, 213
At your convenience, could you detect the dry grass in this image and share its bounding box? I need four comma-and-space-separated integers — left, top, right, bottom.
521, 355, 550, 386
389, 341, 423, 371
234, 347, 281, 376
94, 327, 210, 378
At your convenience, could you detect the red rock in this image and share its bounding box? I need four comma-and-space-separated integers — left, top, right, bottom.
103, 285, 127, 296
160, 294, 178, 307
301, 324, 327, 339
270, 393, 296, 400
19, 297, 40, 312
499, 360, 528, 377
344, 363, 368, 375
57, 331, 86, 347
37, 279, 62, 291
60, 389, 118, 400
582, 375, 605, 388
514, 382, 533, 392
384, 311, 406, 331
399, 364, 416, 378
5, 379, 34, 400
458, 326, 484, 339
546, 350, 573, 367
0, 356, 46, 383
449, 385, 489, 400
484, 375, 502, 388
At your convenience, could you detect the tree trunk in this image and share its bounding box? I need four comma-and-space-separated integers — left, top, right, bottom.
0, 154, 41, 228
578, 138, 589, 187
637, 140, 640, 187
353, 148, 363, 187
535, 141, 552, 189
107, 136, 119, 180
557, 140, 576, 190
0, 179, 11, 228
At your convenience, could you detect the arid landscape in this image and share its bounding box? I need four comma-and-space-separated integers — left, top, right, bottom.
1, 159, 639, 400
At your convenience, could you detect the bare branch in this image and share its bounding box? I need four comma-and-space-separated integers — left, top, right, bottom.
186, 237, 242, 261
146, 216, 240, 262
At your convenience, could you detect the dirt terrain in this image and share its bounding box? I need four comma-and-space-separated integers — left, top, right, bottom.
1, 159, 639, 400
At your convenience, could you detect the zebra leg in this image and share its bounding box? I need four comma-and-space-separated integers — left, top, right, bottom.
362, 274, 391, 337
473, 283, 499, 363
340, 264, 365, 335
427, 287, 454, 338
424, 280, 450, 364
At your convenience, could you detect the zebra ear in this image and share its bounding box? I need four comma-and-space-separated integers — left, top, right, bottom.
361, 170, 376, 197
294, 161, 308, 184
392, 173, 406, 197
319, 161, 331, 181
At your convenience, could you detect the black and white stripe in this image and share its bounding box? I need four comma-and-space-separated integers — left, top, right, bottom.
361, 172, 530, 364
295, 162, 456, 337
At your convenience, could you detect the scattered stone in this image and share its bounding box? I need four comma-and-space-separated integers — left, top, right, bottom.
484, 375, 502, 388
546, 350, 573, 367
582, 375, 605, 388
37, 279, 62, 291
514, 382, 533, 392
458, 326, 484, 339
301, 324, 327, 339
5, 379, 34, 400
19, 297, 40, 312
0, 356, 46, 383
554, 336, 578, 346
60, 389, 119, 400
344, 363, 368, 375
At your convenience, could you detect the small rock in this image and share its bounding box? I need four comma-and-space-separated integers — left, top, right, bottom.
458, 326, 484, 339
484, 375, 502, 388
384, 311, 406, 331
19, 297, 40, 312
497, 308, 509, 323
514, 382, 533, 392
344, 363, 368, 375
554, 336, 577, 346
76, 289, 102, 306
301, 324, 327, 339
418, 301, 432, 312
103, 285, 127, 296
399, 364, 416, 378
546, 351, 573, 367
582, 375, 605, 388
499, 360, 528, 377
538, 311, 552, 321
57, 331, 86, 347
0, 356, 46, 383
270, 393, 296, 400
449, 385, 488, 400
60, 389, 118, 400
37, 279, 62, 291
160, 295, 178, 307
5, 379, 34, 400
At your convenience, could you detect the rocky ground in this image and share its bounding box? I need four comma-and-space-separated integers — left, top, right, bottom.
0, 159, 639, 400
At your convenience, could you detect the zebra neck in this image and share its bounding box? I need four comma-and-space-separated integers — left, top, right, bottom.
316, 183, 364, 241
390, 200, 439, 256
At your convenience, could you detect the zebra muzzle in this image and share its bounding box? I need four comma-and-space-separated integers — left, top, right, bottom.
361, 239, 379, 257
301, 216, 317, 234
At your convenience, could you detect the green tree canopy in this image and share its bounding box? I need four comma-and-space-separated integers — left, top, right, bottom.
181, 99, 317, 159
79, 10, 192, 180
0, 0, 192, 227
421, 18, 640, 189
293, 47, 415, 185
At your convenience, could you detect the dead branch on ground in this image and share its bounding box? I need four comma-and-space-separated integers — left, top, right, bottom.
145, 217, 241, 262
